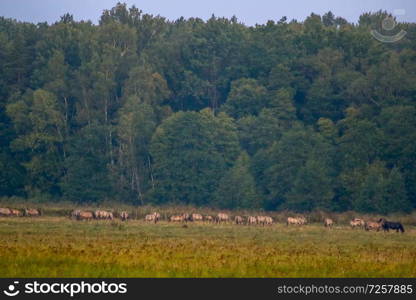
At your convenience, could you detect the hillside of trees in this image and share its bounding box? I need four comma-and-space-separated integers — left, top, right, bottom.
1, 3, 415, 213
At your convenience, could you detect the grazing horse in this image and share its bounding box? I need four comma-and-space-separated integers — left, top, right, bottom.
256, 216, 266, 226
247, 216, 257, 225
234, 216, 244, 225
24, 208, 40, 217
94, 210, 113, 220
154, 212, 161, 222
183, 213, 191, 222
0, 208, 11, 216
297, 217, 307, 225
10, 209, 21, 217
145, 212, 160, 223
287, 217, 299, 226
257, 216, 273, 226
120, 211, 129, 221
365, 220, 382, 231
264, 216, 273, 225
169, 215, 185, 222
204, 215, 214, 223
191, 213, 203, 222
216, 213, 229, 223
169, 213, 189, 223
350, 218, 365, 229
324, 218, 333, 228
145, 214, 155, 222
71, 210, 81, 219
287, 217, 306, 226
77, 211, 94, 220
379, 218, 405, 233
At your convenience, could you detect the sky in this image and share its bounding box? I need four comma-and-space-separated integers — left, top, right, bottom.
0, 0, 415, 25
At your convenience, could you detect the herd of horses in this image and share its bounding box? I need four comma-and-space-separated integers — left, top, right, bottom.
0, 207, 40, 217
0, 207, 405, 233
349, 217, 405, 233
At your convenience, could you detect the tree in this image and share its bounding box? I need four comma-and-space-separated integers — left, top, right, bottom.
6, 89, 65, 197
349, 162, 411, 214
60, 123, 111, 203
122, 63, 170, 106
222, 78, 267, 119
237, 87, 297, 155
267, 64, 294, 90
114, 98, 156, 204
322, 12, 336, 27
150, 109, 240, 205
378, 105, 416, 208
0, 6, 415, 212
337, 107, 384, 170
317, 117, 337, 142
0, 149, 25, 197
176, 16, 249, 111
285, 159, 334, 211
253, 126, 335, 210
214, 152, 260, 209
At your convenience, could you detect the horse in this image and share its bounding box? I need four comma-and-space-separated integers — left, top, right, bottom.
379, 218, 405, 233
234, 216, 244, 225
120, 211, 129, 221
350, 218, 365, 229
247, 216, 257, 225
324, 218, 333, 228
365, 220, 382, 231
204, 215, 214, 223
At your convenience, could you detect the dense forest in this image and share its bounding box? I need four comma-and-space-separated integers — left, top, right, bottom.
1, 3, 415, 213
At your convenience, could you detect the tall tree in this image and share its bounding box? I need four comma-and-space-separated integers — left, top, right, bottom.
6, 89, 65, 197
253, 126, 335, 210
222, 78, 267, 119
348, 162, 411, 214
214, 151, 260, 209
60, 123, 111, 202
115, 98, 156, 204
150, 109, 240, 205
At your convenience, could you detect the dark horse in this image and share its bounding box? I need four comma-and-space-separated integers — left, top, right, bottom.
378, 218, 405, 233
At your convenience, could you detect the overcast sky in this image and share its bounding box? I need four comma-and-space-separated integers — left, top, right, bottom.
0, 0, 415, 25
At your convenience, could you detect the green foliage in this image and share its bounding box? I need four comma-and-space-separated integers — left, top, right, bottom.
222, 78, 267, 119
345, 162, 411, 214
0, 7, 415, 213
114, 99, 156, 204
254, 126, 335, 210
286, 159, 334, 211
214, 152, 260, 209
237, 88, 297, 155
150, 109, 240, 205
337, 108, 384, 170
60, 123, 111, 203
6, 89, 65, 195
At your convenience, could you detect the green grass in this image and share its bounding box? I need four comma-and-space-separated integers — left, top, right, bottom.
0, 216, 415, 277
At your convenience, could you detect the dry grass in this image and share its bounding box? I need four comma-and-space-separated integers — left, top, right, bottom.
0, 215, 415, 277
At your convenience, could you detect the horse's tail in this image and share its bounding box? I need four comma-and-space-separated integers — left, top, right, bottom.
400, 224, 405, 233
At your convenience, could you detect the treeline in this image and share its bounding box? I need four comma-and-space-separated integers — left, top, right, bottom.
1, 3, 416, 213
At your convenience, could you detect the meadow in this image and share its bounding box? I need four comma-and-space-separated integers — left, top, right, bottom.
0, 204, 415, 277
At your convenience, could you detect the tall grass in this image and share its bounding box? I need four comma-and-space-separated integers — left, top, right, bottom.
0, 216, 415, 277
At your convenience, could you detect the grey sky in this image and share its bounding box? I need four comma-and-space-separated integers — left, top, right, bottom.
0, 0, 415, 25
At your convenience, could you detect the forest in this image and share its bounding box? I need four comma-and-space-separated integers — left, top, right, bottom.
0, 3, 415, 213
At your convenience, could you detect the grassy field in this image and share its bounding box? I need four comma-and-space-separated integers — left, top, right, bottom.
0, 215, 415, 277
